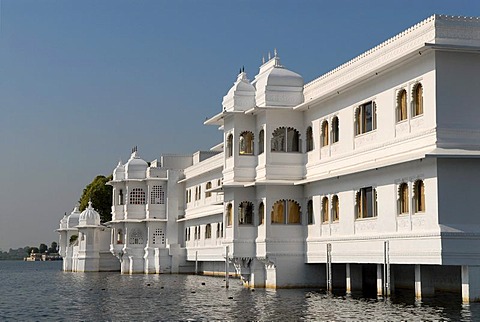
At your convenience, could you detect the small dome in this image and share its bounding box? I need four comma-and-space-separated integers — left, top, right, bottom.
222, 71, 256, 112
113, 161, 125, 180
78, 201, 101, 226
59, 213, 68, 230
66, 206, 81, 229
125, 151, 148, 179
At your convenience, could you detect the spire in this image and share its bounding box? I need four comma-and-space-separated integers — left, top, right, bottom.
88, 200, 93, 209
274, 48, 278, 57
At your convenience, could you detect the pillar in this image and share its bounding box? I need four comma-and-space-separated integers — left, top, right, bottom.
377, 264, 384, 297
462, 265, 480, 303
346, 264, 362, 294
415, 264, 435, 299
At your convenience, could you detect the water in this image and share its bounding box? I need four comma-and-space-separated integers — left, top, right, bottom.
1, 261, 479, 321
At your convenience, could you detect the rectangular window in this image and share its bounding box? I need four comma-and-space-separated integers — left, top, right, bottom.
356, 101, 376, 135
357, 187, 377, 219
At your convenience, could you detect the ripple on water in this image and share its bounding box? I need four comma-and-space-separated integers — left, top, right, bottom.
1, 261, 480, 321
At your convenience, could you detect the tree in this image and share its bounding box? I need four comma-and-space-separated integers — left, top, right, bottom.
48, 242, 58, 254
30, 247, 39, 254
39, 243, 48, 253
78, 175, 113, 222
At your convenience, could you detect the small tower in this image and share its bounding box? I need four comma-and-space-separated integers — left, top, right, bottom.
75, 201, 101, 271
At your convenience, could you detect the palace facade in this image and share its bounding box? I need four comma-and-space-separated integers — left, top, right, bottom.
58, 15, 480, 302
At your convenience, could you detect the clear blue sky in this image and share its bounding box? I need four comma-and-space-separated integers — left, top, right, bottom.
0, 0, 479, 251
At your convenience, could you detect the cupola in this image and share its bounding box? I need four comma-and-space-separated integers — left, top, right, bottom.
222, 68, 256, 112
125, 147, 148, 180
113, 161, 125, 180
252, 50, 304, 107
66, 206, 81, 229
78, 201, 101, 226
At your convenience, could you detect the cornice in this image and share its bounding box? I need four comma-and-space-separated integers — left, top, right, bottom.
300, 16, 436, 106
184, 153, 223, 179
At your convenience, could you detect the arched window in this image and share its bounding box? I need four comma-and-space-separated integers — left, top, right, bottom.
414, 180, 425, 212
332, 195, 339, 221
150, 185, 165, 204
239, 131, 254, 155
258, 202, 265, 225
205, 224, 212, 239
239, 201, 254, 225
397, 89, 407, 122
129, 188, 146, 204
118, 189, 124, 205
413, 83, 423, 116
307, 199, 313, 225
271, 127, 300, 152
226, 203, 233, 226
306, 126, 313, 152
259, 129, 265, 154
321, 197, 329, 223
398, 183, 409, 214
321, 121, 329, 147
271, 200, 301, 224
356, 187, 377, 219
226, 133, 233, 158
129, 229, 144, 244
355, 101, 377, 135
332, 117, 339, 143
205, 182, 212, 198
116, 229, 123, 244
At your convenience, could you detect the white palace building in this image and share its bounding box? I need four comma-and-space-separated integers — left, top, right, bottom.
58, 15, 480, 302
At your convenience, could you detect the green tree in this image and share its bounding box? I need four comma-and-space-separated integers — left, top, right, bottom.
39, 243, 48, 253
79, 175, 113, 222
48, 242, 58, 254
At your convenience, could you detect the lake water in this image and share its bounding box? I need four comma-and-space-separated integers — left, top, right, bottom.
1, 260, 480, 321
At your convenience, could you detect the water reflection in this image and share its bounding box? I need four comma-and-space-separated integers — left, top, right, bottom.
1, 261, 480, 321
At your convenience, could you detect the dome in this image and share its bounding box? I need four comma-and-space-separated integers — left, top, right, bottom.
78, 201, 101, 226
113, 161, 125, 180
265, 67, 303, 87
59, 213, 68, 230
253, 53, 304, 107
125, 150, 148, 179
222, 71, 256, 112
66, 206, 81, 229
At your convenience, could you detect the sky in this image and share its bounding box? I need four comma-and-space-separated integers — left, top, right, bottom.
0, 0, 479, 251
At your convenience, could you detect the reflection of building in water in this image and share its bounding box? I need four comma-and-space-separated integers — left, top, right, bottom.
58, 15, 480, 302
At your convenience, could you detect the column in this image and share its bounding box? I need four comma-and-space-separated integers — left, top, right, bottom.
346, 263, 362, 294
462, 265, 480, 303
415, 264, 435, 299
377, 264, 384, 297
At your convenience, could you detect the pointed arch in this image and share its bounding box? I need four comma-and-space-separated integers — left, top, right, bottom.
321, 121, 329, 147
306, 126, 313, 152
412, 83, 423, 116
414, 179, 425, 212
398, 182, 409, 214
239, 131, 254, 155
397, 89, 408, 121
